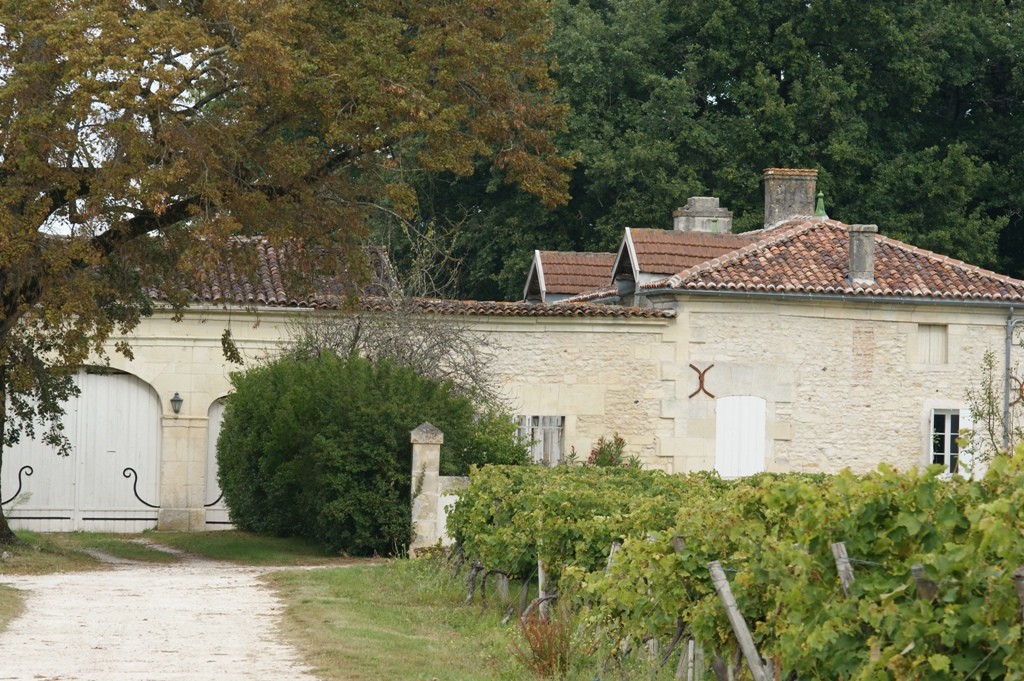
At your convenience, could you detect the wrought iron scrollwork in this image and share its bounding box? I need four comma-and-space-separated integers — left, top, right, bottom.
122, 467, 159, 509
1, 465, 33, 506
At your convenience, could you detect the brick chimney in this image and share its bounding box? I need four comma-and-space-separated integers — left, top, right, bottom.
672, 197, 733, 233
848, 224, 878, 285
763, 168, 818, 228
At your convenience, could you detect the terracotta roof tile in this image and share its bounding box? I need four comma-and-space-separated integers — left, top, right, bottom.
642, 218, 1024, 302
154, 239, 399, 308
359, 297, 674, 319
629, 229, 756, 274
537, 251, 616, 294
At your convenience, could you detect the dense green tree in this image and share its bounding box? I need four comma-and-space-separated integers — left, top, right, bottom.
217, 354, 528, 555
0, 0, 569, 543
405, 0, 1024, 301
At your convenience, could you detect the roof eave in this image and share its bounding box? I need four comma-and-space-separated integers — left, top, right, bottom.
638, 286, 1024, 309
522, 250, 545, 302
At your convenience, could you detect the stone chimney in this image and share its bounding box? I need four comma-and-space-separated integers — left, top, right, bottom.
763, 168, 818, 228
672, 196, 733, 233
848, 224, 878, 285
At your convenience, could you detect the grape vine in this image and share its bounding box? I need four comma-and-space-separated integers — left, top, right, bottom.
449, 449, 1024, 679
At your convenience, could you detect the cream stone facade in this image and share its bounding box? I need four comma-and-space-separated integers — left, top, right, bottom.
5, 168, 1023, 533
2, 287, 1019, 532
646, 294, 1012, 476
2, 303, 680, 531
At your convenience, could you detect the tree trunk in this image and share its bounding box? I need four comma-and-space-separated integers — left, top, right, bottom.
0, 364, 17, 545
0, 507, 16, 545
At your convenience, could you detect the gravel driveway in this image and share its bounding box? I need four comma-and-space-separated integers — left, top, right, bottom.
0, 550, 319, 681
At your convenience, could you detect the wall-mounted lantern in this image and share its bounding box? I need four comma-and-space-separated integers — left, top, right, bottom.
170, 392, 184, 415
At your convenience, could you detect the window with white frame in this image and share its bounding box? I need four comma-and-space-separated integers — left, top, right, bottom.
931, 409, 960, 473
517, 415, 564, 465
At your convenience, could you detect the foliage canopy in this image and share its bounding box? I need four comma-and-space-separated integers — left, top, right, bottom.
0, 0, 569, 542
401, 0, 1024, 301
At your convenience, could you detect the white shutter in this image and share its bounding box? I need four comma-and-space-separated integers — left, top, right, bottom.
715, 396, 767, 478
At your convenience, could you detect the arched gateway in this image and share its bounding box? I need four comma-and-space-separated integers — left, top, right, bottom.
1, 368, 162, 532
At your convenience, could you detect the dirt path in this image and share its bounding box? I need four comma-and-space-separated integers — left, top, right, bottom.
0, 552, 319, 681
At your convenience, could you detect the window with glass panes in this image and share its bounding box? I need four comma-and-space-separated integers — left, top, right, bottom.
932, 410, 960, 473
517, 415, 564, 465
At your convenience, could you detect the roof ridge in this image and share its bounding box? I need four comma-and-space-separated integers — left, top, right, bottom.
539, 250, 616, 258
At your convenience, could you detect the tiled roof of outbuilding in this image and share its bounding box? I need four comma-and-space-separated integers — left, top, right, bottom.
644, 218, 1024, 302
535, 251, 616, 294
154, 239, 399, 308
156, 238, 670, 318
627, 229, 757, 275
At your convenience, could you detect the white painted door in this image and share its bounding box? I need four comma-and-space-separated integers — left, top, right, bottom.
1, 370, 161, 532
714, 395, 767, 478
204, 399, 233, 529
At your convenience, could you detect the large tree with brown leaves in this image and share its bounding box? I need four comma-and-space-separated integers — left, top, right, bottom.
0, 0, 569, 543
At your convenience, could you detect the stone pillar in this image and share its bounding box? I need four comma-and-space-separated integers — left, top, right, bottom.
410, 422, 443, 552
763, 168, 818, 228
157, 413, 207, 531
848, 224, 878, 285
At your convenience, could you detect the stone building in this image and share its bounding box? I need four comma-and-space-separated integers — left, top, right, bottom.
3, 169, 1022, 532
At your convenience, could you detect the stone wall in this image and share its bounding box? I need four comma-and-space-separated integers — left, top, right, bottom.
53, 295, 1015, 531
92, 308, 673, 529
657, 295, 1009, 474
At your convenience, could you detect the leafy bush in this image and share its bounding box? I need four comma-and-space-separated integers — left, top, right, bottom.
217, 354, 528, 556
585, 433, 628, 467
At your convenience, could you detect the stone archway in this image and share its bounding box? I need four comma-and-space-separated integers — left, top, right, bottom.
204, 398, 233, 529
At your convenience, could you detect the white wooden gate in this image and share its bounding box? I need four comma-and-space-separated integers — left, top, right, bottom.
204, 399, 233, 529
714, 395, 767, 478
1, 369, 161, 532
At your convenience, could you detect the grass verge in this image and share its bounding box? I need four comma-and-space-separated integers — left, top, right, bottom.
0, 584, 24, 635
267, 558, 520, 681
269, 557, 685, 681
0, 532, 115, 575
150, 530, 352, 565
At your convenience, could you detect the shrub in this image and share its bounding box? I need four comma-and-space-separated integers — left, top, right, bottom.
217, 354, 528, 556
586, 433, 627, 467
511, 607, 579, 679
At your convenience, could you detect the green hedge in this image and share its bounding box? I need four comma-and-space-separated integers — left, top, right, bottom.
217, 354, 527, 555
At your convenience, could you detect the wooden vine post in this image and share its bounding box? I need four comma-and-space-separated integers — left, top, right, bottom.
911, 564, 938, 602
831, 541, 855, 596
606, 540, 622, 572
537, 559, 548, 618
707, 561, 771, 681
1013, 567, 1024, 622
